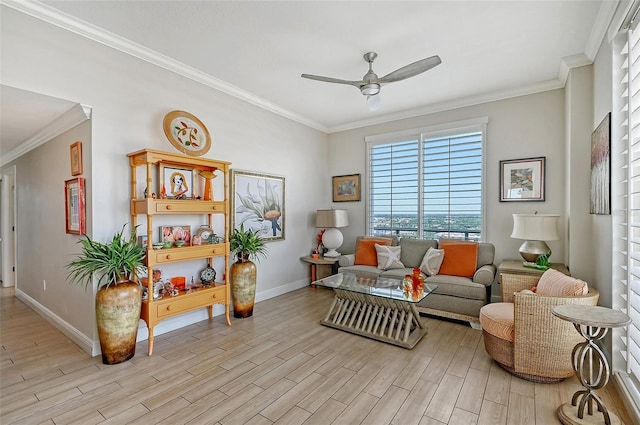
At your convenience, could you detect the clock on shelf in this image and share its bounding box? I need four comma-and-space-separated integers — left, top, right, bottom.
200, 264, 216, 286
196, 225, 215, 244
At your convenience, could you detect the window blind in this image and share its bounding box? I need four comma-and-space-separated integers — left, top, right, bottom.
615, 14, 640, 420
366, 119, 486, 240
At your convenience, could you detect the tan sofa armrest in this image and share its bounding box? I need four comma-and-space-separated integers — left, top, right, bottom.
473, 264, 496, 286
338, 254, 355, 267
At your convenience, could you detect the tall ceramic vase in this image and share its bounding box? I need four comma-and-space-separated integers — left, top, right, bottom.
95, 279, 142, 364
231, 254, 257, 318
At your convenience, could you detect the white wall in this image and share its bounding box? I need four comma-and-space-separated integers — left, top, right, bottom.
1, 7, 329, 353
328, 89, 567, 298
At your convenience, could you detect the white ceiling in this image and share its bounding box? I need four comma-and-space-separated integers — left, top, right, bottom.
1, 0, 616, 159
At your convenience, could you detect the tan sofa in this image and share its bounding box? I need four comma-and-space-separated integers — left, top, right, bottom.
338, 237, 496, 328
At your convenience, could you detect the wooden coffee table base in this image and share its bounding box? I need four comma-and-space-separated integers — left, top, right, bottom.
321, 288, 427, 349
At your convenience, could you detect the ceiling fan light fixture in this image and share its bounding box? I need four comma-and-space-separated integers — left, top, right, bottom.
367, 94, 381, 111
361, 83, 380, 96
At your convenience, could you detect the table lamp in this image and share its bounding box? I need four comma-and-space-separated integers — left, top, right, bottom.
511, 213, 560, 265
315, 209, 349, 258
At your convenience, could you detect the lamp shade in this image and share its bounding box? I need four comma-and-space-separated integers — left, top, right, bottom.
511, 214, 560, 241
315, 209, 349, 228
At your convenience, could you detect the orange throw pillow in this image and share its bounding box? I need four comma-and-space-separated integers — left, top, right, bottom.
438, 241, 478, 278
354, 238, 392, 266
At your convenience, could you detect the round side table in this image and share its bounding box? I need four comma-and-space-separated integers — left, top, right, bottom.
552, 305, 631, 425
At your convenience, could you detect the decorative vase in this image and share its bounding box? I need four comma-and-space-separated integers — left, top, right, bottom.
95, 279, 142, 364
230, 254, 257, 318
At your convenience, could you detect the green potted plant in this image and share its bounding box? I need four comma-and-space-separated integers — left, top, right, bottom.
229, 224, 268, 318
66, 224, 146, 364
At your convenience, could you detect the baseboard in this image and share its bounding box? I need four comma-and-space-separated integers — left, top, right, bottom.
16, 279, 311, 356
491, 294, 502, 303
614, 372, 640, 425
15, 288, 96, 356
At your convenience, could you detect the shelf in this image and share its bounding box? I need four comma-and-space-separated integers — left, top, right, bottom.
141, 283, 227, 321
131, 199, 226, 215
147, 243, 229, 266
129, 148, 231, 356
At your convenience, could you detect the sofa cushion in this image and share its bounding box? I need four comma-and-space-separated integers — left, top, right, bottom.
536, 268, 588, 296
375, 244, 404, 270
479, 303, 514, 342
354, 238, 392, 266
420, 247, 444, 276
398, 238, 437, 268
425, 274, 488, 300
438, 241, 478, 278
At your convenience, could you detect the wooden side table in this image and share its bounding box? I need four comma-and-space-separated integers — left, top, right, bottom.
498, 259, 569, 283
552, 305, 631, 425
300, 256, 339, 284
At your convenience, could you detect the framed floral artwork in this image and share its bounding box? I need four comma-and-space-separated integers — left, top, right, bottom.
160, 226, 191, 245
590, 113, 611, 215
231, 169, 284, 242
65, 177, 86, 234
499, 157, 545, 202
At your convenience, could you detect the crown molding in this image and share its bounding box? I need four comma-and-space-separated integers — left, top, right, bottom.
2, 0, 329, 134
0, 103, 91, 167
327, 79, 564, 134
586, 0, 620, 59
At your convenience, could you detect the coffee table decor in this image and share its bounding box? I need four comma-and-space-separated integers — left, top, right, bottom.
313, 272, 436, 349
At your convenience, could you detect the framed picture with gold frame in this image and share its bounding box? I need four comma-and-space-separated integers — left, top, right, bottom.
332, 174, 361, 202
65, 177, 86, 234
70, 141, 82, 176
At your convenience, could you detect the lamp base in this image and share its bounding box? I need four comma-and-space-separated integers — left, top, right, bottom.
322, 228, 344, 258
518, 240, 550, 263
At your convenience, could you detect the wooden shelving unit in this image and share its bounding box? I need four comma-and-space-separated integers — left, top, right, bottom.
127, 149, 231, 355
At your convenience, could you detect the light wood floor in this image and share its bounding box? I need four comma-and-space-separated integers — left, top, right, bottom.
0, 286, 632, 425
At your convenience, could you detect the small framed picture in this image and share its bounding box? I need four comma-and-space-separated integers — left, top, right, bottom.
160, 226, 191, 245
160, 165, 194, 199
332, 174, 361, 202
65, 177, 86, 234
499, 157, 545, 202
70, 141, 82, 176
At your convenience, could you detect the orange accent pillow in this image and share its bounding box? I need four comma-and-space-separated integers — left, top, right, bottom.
438, 241, 478, 278
354, 238, 392, 266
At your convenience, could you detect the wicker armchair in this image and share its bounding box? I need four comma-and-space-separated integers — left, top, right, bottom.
481, 273, 599, 383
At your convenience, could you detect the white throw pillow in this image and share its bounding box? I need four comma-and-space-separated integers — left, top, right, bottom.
420, 247, 445, 276
375, 244, 404, 270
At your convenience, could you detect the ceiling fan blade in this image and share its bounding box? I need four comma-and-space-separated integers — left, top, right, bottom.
378, 55, 442, 84
301, 74, 362, 87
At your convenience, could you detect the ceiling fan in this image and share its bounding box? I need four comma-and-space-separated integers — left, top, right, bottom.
301, 52, 441, 111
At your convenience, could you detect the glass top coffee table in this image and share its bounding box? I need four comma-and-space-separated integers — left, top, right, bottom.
313, 272, 436, 349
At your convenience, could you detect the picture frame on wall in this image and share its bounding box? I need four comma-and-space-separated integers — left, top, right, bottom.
231, 169, 285, 242
160, 165, 194, 199
65, 177, 86, 234
590, 112, 611, 215
499, 157, 545, 202
332, 174, 361, 202
70, 141, 82, 176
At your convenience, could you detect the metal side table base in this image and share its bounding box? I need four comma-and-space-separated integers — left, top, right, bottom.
552, 305, 631, 425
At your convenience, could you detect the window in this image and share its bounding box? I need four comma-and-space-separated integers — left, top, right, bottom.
614, 6, 640, 419
366, 118, 487, 241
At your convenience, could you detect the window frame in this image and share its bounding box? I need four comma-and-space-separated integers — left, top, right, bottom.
365, 117, 488, 241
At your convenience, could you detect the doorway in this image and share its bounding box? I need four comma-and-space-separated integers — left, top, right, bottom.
1, 165, 16, 287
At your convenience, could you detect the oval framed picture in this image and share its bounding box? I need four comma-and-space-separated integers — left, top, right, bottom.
163, 110, 211, 156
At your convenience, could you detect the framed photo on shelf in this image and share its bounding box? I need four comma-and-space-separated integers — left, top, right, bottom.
160, 225, 191, 244
332, 174, 361, 202
499, 157, 545, 202
231, 169, 285, 242
70, 141, 82, 176
65, 177, 86, 234
159, 165, 194, 199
